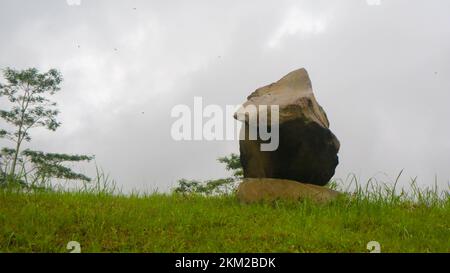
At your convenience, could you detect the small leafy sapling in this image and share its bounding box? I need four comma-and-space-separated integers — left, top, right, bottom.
0, 68, 62, 179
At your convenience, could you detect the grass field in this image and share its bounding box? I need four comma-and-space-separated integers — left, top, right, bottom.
0, 182, 449, 253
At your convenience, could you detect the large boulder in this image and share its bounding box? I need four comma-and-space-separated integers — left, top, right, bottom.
235, 68, 340, 186
237, 178, 341, 204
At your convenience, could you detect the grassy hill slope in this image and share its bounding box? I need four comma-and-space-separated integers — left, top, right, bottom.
0, 188, 448, 253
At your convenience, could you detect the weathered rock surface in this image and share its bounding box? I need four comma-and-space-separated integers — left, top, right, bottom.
235, 68, 340, 186
237, 178, 341, 204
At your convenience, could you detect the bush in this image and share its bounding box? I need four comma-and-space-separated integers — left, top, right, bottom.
173, 154, 243, 195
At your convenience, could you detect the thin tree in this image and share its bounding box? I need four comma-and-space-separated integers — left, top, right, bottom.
0, 68, 62, 179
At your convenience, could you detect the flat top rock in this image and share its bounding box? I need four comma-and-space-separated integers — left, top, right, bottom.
237, 178, 342, 204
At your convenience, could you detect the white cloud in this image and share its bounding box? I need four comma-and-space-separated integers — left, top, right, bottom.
267, 6, 330, 49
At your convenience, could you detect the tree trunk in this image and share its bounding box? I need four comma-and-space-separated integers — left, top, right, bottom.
9, 132, 22, 181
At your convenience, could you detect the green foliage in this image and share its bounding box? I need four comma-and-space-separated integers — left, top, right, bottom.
0, 68, 62, 141
0, 148, 16, 173
173, 153, 243, 195
0, 67, 63, 179
0, 67, 93, 188
173, 178, 236, 195
0, 148, 93, 189
0, 169, 6, 186
0, 148, 25, 186
217, 153, 243, 179
173, 179, 204, 194
21, 150, 94, 185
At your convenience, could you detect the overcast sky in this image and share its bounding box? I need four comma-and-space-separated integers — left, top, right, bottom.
0, 0, 449, 192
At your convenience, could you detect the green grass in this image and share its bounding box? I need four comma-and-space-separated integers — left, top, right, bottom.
0, 182, 449, 253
